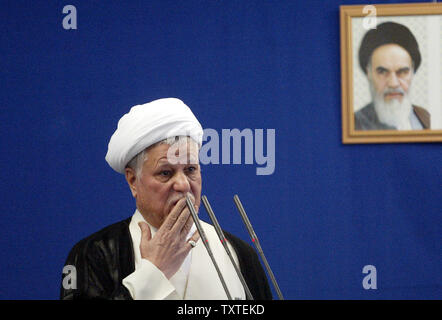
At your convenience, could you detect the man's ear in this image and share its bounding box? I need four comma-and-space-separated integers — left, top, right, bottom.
124, 167, 138, 198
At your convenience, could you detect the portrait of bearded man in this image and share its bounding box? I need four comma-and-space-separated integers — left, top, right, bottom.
355, 22, 431, 131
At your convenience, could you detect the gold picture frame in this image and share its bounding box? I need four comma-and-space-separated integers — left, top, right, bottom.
340, 2, 442, 143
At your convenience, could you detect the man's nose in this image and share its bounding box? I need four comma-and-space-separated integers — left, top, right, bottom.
172, 171, 191, 193
387, 72, 400, 88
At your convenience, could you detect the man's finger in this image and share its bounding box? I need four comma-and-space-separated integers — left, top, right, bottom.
180, 204, 197, 238
161, 198, 187, 231
174, 195, 198, 236
171, 205, 192, 236
191, 230, 201, 242
187, 230, 201, 249
138, 222, 152, 243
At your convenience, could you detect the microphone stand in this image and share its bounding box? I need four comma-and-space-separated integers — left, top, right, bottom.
233, 194, 284, 300
201, 195, 254, 300
185, 195, 232, 300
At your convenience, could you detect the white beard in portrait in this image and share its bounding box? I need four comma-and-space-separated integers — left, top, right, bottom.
370, 82, 414, 130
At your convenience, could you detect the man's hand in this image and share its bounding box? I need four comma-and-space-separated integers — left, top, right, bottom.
138, 197, 200, 279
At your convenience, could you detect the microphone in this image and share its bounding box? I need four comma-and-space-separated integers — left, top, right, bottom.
185, 194, 232, 300
233, 194, 284, 300
201, 195, 254, 300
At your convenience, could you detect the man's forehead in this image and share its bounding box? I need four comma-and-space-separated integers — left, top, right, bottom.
148, 141, 200, 165
157, 153, 199, 164
371, 44, 413, 67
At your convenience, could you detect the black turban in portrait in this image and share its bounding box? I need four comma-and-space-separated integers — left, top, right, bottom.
359, 22, 421, 74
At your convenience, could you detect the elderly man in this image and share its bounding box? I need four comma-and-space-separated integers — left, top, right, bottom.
355, 22, 430, 130
60, 98, 272, 300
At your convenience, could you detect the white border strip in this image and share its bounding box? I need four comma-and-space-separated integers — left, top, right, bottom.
427, 16, 441, 129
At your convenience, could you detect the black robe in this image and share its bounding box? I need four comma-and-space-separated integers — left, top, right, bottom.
354, 103, 431, 130
60, 217, 273, 300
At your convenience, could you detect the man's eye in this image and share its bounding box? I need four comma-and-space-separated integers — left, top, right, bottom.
187, 166, 196, 173
397, 69, 409, 76
160, 170, 171, 176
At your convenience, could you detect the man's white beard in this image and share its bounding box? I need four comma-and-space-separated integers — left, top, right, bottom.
371, 84, 413, 130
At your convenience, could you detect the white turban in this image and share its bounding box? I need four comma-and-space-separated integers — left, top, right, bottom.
105, 98, 203, 174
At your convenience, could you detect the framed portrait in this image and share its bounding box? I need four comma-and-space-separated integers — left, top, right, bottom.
340, 2, 442, 143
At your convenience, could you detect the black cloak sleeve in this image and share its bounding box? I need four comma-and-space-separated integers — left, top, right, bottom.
224, 231, 273, 300
60, 218, 135, 300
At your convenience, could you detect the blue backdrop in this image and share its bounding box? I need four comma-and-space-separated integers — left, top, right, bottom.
0, 0, 440, 299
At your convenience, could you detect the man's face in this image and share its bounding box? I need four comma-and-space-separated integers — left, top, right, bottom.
367, 44, 414, 102
128, 140, 202, 229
